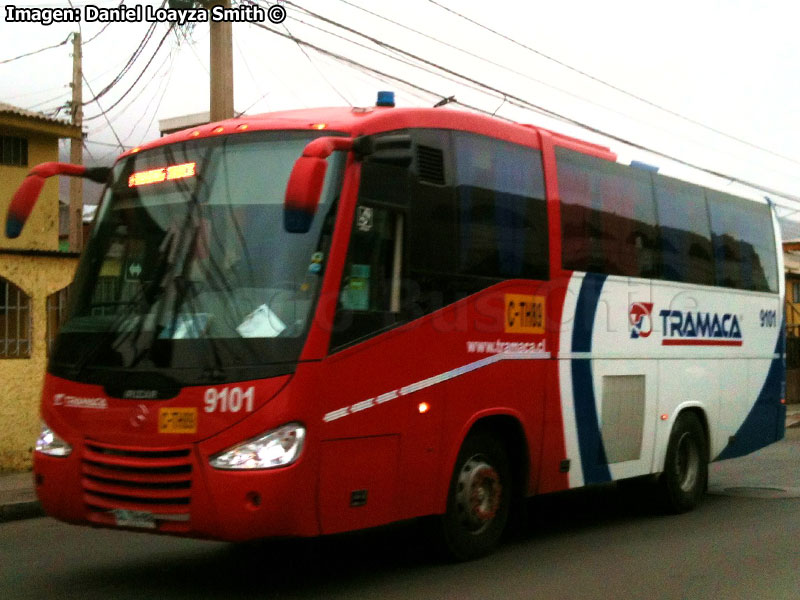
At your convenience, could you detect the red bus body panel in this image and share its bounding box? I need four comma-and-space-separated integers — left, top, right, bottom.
34, 104, 617, 541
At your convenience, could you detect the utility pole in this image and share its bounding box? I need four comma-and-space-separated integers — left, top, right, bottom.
69, 31, 83, 252
208, 0, 234, 121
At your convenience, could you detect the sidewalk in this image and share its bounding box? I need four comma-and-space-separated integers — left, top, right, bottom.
0, 470, 42, 523
787, 403, 800, 429
2, 406, 800, 524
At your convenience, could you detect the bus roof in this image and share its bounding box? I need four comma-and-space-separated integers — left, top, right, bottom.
120, 105, 615, 162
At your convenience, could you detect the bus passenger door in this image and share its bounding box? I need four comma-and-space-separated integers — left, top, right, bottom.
317, 148, 413, 534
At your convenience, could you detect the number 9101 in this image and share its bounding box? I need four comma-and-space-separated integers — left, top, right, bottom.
204, 387, 255, 413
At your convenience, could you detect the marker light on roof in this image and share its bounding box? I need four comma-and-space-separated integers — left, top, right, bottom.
212, 126, 225, 134
237, 124, 249, 131
190, 130, 201, 137
376, 91, 395, 107
310, 123, 327, 130
128, 162, 196, 188
131, 147, 141, 153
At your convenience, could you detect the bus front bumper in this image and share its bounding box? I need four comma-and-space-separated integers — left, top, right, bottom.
33, 438, 319, 541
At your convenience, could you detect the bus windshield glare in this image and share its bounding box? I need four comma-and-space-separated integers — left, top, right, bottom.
51, 130, 345, 385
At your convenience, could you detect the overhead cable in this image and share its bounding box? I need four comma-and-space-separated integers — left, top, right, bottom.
248, 20, 501, 119
256, 8, 800, 203
83, 23, 175, 122
332, 0, 800, 179
0, 33, 72, 65
427, 0, 800, 167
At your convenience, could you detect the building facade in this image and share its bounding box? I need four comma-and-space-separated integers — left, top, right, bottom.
0, 102, 81, 472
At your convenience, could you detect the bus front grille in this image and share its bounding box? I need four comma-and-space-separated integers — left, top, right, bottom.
81, 440, 193, 532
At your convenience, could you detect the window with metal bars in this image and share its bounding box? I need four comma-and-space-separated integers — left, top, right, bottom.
0, 277, 32, 359
0, 135, 28, 166
46, 285, 71, 355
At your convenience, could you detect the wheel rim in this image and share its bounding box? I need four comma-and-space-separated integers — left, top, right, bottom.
675, 432, 700, 493
455, 455, 502, 534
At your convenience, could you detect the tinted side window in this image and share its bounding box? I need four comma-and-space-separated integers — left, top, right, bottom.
330, 191, 407, 350
452, 132, 548, 280
653, 177, 713, 285
557, 148, 658, 277
408, 131, 548, 312
707, 191, 777, 292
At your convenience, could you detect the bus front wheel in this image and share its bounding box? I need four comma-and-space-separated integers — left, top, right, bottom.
437, 432, 511, 561
659, 412, 708, 513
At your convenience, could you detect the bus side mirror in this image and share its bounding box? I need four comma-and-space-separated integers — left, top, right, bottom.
5, 162, 110, 238
284, 137, 352, 233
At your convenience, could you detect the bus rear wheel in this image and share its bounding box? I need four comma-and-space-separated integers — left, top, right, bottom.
437, 432, 511, 561
659, 412, 708, 513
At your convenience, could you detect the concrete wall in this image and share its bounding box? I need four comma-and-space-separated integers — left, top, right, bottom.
0, 254, 78, 472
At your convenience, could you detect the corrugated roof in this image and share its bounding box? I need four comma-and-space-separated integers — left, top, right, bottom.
0, 101, 78, 129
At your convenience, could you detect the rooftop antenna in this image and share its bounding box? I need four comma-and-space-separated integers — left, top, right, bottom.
434, 95, 455, 108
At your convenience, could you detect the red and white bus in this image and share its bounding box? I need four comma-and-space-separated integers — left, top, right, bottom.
7, 92, 786, 559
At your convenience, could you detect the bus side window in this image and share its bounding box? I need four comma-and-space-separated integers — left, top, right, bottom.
407, 131, 548, 314
452, 132, 548, 281
557, 148, 658, 278
707, 191, 777, 292
330, 154, 408, 351
653, 178, 713, 285
339, 206, 402, 313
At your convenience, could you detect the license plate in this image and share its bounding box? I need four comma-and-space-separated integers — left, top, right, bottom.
158, 407, 197, 434
112, 509, 156, 529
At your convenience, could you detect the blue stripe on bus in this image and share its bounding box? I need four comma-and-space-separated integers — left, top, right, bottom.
715, 324, 786, 460
570, 273, 612, 483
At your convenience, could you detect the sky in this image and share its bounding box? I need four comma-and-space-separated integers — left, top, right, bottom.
3, 0, 800, 221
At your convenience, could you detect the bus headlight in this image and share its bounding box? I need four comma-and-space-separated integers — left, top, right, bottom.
35, 422, 72, 457
209, 422, 306, 470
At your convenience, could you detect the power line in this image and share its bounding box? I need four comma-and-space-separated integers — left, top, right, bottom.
88, 49, 173, 135
83, 72, 126, 151
282, 21, 353, 106
80, 15, 161, 107
332, 0, 799, 179
248, 20, 500, 119
82, 140, 97, 163
281, 2, 631, 126
264, 5, 498, 108
86, 139, 132, 149
427, 0, 800, 168
23, 54, 137, 113
241, 0, 352, 106
0, 33, 72, 65
83, 23, 175, 122
82, 21, 113, 45
257, 6, 800, 204
127, 47, 178, 142
83, 22, 158, 106
136, 60, 176, 145
175, 21, 209, 74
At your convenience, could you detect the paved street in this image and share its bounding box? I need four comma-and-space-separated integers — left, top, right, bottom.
2, 428, 799, 600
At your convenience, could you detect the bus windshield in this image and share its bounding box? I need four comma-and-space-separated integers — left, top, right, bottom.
51, 130, 345, 385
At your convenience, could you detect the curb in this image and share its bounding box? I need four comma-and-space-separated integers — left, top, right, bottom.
0, 501, 44, 524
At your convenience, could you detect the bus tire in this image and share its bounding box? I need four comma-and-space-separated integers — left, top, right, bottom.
659, 412, 708, 514
437, 432, 511, 561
